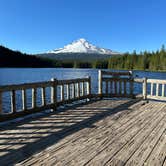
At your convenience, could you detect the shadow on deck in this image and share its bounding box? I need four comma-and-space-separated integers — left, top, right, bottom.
0, 98, 165, 166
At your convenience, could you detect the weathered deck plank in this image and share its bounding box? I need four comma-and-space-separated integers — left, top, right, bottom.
57, 104, 157, 165
67, 103, 165, 166
105, 105, 166, 165
0, 99, 165, 166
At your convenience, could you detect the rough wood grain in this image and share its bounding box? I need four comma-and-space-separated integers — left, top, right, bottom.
0, 99, 165, 166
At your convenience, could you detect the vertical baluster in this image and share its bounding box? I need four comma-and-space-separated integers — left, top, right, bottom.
81, 82, 84, 96
71, 83, 74, 99
83, 82, 85, 96
98, 70, 102, 97
32, 88, 37, 108
66, 84, 69, 100
143, 77, 147, 99
78, 83, 80, 98
0, 91, 2, 114
69, 84, 71, 100
156, 83, 159, 96
75, 83, 78, 98
86, 76, 91, 97
41, 87, 46, 106
88, 77, 91, 98
61, 84, 64, 102
11, 90, 16, 113
22, 89, 27, 111
51, 78, 57, 110
151, 83, 154, 96
162, 84, 165, 97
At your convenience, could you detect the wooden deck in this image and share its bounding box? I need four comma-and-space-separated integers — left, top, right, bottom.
0, 98, 165, 166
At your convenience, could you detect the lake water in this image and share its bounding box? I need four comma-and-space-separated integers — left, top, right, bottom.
0, 68, 166, 112
0, 68, 166, 93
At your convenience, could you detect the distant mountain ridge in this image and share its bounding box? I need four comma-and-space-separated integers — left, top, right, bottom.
36, 38, 121, 61
47, 38, 120, 55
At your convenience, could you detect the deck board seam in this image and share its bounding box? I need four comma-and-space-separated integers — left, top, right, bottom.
82, 103, 165, 165
59, 103, 164, 165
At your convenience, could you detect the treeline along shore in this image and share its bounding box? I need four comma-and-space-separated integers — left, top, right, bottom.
0, 45, 166, 71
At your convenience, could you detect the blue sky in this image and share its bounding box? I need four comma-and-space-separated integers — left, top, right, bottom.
0, 0, 166, 54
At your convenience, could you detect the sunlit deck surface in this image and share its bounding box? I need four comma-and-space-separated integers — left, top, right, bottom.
0, 98, 165, 166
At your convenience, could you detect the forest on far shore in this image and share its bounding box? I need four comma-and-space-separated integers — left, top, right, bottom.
0, 45, 166, 71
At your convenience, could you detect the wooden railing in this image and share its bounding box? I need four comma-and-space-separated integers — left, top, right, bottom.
0, 70, 165, 122
134, 78, 166, 100
146, 79, 166, 100
0, 77, 91, 121
98, 70, 166, 101
56, 77, 91, 104
98, 70, 134, 98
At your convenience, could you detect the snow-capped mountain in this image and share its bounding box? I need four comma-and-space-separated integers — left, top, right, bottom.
48, 38, 119, 55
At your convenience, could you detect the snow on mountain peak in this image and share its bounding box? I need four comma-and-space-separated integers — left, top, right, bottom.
48, 38, 120, 55
78, 38, 86, 43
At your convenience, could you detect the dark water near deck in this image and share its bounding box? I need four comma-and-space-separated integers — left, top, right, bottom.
0, 68, 166, 112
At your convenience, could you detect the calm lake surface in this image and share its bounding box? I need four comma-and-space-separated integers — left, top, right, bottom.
0, 68, 166, 93
0, 68, 166, 112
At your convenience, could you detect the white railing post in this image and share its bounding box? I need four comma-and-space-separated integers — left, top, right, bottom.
98, 70, 102, 97
150, 83, 154, 96
51, 78, 57, 111
60, 85, 64, 102
156, 83, 159, 96
87, 76, 91, 98
143, 77, 147, 100
22, 89, 27, 110
162, 84, 165, 97
32, 88, 37, 109
41, 87, 46, 106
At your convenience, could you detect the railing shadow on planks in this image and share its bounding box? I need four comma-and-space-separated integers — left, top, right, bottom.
0, 70, 165, 122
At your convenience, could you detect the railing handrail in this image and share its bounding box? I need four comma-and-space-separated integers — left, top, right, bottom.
57, 77, 90, 85
0, 78, 90, 92
0, 77, 91, 121
134, 78, 166, 84
103, 77, 133, 81
134, 77, 166, 100
101, 70, 132, 76
147, 79, 166, 84
134, 78, 144, 83
0, 81, 53, 92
